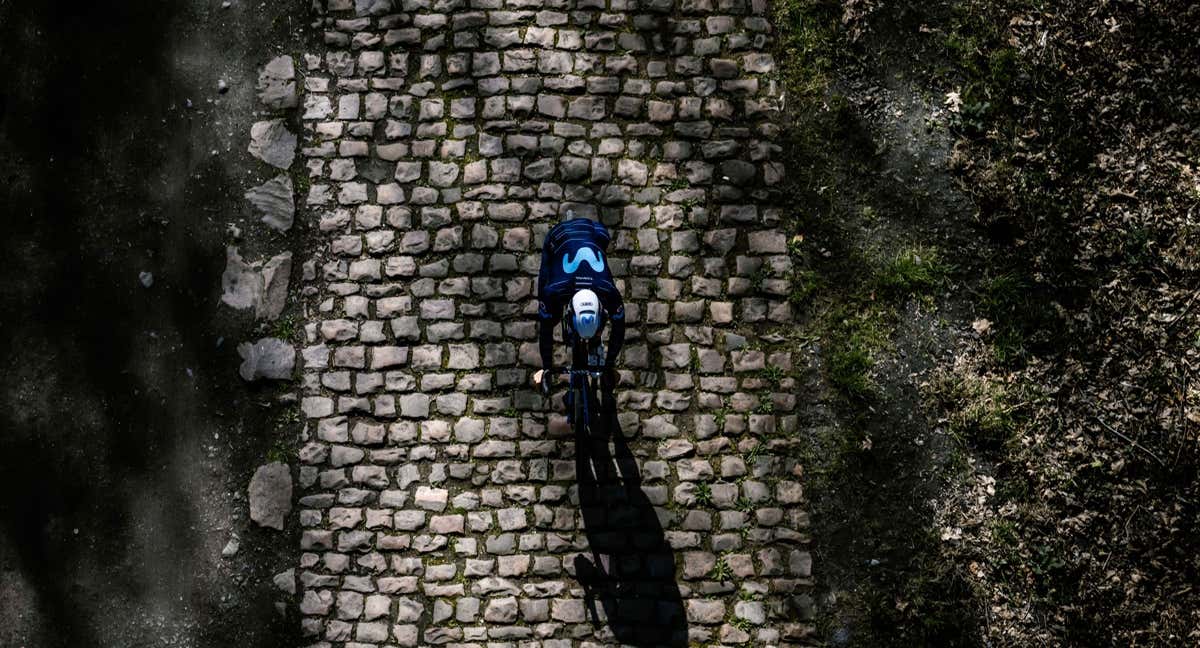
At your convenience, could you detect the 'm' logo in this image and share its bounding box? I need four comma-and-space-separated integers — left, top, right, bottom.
563, 248, 605, 274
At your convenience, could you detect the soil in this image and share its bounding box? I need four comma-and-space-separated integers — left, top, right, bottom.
779, 28, 996, 645
0, 1, 310, 645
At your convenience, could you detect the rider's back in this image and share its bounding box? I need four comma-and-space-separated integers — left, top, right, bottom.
542, 217, 614, 292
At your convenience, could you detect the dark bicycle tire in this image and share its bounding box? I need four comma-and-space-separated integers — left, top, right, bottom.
573, 383, 587, 435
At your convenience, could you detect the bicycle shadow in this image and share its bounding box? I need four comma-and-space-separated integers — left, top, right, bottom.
572, 384, 688, 646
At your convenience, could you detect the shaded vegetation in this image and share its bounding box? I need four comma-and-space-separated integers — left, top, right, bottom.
774, 0, 1200, 644
928, 0, 1200, 643
771, 1, 984, 645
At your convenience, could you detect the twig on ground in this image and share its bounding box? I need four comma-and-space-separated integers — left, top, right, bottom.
1165, 289, 1200, 331
1093, 416, 1165, 466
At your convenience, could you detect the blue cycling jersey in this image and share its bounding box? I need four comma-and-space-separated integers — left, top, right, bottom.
536, 217, 626, 369
537, 217, 624, 322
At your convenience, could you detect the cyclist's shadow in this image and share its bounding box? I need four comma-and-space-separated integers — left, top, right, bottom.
571, 384, 688, 646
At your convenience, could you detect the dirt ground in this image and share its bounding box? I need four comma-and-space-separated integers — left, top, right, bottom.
0, 1, 308, 645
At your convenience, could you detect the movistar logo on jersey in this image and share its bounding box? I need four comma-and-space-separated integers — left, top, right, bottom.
562, 248, 605, 274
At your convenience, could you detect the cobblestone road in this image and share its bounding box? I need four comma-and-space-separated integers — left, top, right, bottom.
294, 0, 814, 644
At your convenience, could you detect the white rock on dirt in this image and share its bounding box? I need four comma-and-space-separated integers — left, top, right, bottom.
220, 247, 291, 320
248, 119, 296, 169
273, 569, 296, 594
220, 247, 258, 311
256, 55, 297, 110
259, 252, 292, 320
245, 175, 294, 232
248, 462, 293, 530
237, 337, 295, 381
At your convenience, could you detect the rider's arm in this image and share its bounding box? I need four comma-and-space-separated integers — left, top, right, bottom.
538, 300, 559, 371
604, 300, 625, 369
539, 319, 555, 370
537, 230, 556, 371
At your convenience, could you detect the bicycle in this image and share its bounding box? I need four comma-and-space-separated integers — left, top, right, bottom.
537, 306, 612, 434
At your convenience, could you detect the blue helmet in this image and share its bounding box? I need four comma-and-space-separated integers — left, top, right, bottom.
571, 289, 601, 339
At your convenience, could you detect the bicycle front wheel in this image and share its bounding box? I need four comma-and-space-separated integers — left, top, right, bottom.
572, 384, 587, 434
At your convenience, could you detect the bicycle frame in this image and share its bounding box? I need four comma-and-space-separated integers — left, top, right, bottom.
555, 312, 606, 433
556, 367, 603, 431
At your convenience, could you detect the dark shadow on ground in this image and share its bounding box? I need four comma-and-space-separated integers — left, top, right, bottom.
0, 0, 308, 645
572, 384, 688, 647
770, 3, 991, 645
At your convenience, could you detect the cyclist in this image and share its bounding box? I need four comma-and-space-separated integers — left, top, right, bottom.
534, 211, 625, 395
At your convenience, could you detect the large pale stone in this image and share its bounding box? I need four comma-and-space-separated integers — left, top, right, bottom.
256, 55, 297, 110
237, 337, 295, 381
248, 119, 296, 169
220, 247, 291, 320
245, 174, 294, 232
272, 569, 295, 594
220, 247, 259, 311
248, 462, 292, 529
259, 251, 291, 320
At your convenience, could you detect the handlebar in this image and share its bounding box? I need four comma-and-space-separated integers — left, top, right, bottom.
554, 368, 604, 378
538, 368, 603, 395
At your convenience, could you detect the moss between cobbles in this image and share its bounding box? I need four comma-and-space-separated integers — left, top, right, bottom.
711, 554, 733, 581
270, 312, 300, 341
293, 169, 312, 198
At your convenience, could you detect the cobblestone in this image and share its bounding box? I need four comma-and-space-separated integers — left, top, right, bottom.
293, 0, 814, 645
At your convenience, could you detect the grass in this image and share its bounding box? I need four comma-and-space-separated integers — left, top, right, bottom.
978, 272, 1025, 312
276, 406, 300, 426
666, 176, 689, 191
270, 313, 298, 341
988, 519, 1020, 568
744, 441, 767, 463
293, 168, 312, 198
766, 1, 993, 643
788, 272, 818, 305
750, 267, 767, 294
874, 246, 948, 297
713, 404, 729, 429
926, 364, 1024, 450
974, 270, 1062, 365
265, 440, 289, 463
825, 307, 889, 399
800, 242, 949, 402
773, 0, 842, 99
